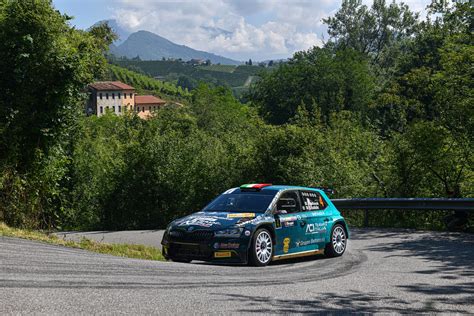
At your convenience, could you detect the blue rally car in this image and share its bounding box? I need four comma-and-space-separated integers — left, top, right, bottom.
161, 184, 349, 266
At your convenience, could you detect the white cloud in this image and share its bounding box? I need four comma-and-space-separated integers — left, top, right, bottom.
111, 0, 430, 61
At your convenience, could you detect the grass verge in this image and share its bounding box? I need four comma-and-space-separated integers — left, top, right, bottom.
0, 222, 164, 261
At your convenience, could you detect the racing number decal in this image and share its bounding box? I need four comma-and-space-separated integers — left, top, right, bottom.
283, 237, 290, 253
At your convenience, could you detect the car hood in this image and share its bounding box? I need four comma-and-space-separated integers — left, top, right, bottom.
171, 211, 262, 230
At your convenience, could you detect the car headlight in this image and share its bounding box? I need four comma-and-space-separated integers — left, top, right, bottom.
214, 227, 243, 237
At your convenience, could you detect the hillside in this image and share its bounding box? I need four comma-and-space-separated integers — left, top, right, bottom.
110, 30, 241, 65
106, 64, 191, 100
111, 60, 266, 98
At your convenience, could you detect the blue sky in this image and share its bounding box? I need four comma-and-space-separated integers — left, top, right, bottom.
52, 0, 430, 61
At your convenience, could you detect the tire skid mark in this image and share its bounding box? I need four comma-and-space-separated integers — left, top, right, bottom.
0, 251, 366, 289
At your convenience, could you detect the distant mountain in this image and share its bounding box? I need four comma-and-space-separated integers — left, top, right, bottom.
91, 19, 131, 45
110, 30, 241, 65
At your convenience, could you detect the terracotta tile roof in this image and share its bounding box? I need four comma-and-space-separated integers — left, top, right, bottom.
135, 95, 167, 105
89, 81, 135, 91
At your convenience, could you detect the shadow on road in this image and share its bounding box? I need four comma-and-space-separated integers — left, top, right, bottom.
214, 291, 467, 314
355, 229, 474, 278
349, 227, 474, 306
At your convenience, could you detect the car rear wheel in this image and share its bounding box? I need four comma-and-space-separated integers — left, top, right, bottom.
249, 228, 273, 266
325, 224, 347, 257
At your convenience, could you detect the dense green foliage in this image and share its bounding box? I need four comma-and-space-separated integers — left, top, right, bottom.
0, 0, 114, 228
0, 0, 472, 231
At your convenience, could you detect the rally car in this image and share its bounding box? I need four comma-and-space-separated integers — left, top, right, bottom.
161, 184, 349, 266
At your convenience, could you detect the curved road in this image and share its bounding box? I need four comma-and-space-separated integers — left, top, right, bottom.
1, 228, 473, 314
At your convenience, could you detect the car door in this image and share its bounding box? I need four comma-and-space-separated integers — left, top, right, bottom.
295, 190, 331, 252
273, 190, 305, 255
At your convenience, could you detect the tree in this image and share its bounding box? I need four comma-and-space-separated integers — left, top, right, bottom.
324, 0, 419, 62
177, 75, 198, 91
0, 0, 113, 228
250, 47, 375, 125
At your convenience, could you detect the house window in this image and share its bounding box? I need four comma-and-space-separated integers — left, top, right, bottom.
124, 93, 127, 99
153, 106, 156, 111
100, 106, 103, 114
142, 107, 145, 112
119, 106, 122, 113
106, 93, 109, 99
112, 93, 115, 99
118, 93, 121, 99
130, 93, 133, 98
112, 106, 115, 112
99, 93, 103, 99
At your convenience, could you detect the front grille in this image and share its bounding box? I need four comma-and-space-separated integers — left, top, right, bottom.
169, 229, 214, 242
168, 243, 212, 259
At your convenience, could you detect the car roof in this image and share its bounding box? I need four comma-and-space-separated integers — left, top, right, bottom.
241, 185, 324, 194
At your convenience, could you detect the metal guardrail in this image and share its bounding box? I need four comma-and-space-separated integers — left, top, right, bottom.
331, 198, 474, 227
331, 198, 474, 211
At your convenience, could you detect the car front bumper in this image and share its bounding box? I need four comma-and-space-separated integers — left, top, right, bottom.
162, 234, 250, 264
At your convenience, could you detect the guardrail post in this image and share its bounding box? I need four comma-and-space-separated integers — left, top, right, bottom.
364, 209, 369, 227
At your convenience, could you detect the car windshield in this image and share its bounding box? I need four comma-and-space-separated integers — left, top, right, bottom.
203, 193, 276, 213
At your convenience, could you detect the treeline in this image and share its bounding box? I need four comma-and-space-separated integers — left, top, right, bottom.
250, 0, 473, 199
0, 0, 472, 231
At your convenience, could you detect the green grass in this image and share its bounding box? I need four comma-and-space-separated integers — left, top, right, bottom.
0, 222, 165, 261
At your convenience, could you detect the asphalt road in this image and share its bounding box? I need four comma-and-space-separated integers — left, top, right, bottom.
1, 228, 473, 314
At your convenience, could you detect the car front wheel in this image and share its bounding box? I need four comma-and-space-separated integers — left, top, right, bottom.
249, 228, 273, 266
325, 224, 347, 257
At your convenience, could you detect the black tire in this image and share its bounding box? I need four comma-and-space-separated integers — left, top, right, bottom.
170, 258, 191, 263
325, 224, 347, 258
249, 228, 274, 266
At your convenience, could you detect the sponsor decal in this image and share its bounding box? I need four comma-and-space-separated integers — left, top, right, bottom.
177, 216, 221, 227
301, 191, 319, 198
319, 196, 326, 208
305, 223, 327, 235
301, 191, 327, 211
283, 237, 291, 253
280, 216, 297, 223
275, 217, 281, 229
214, 251, 232, 258
303, 198, 320, 211
218, 242, 240, 249
236, 214, 263, 226
283, 221, 295, 227
227, 213, 256, 219
296, 238, 324, 247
